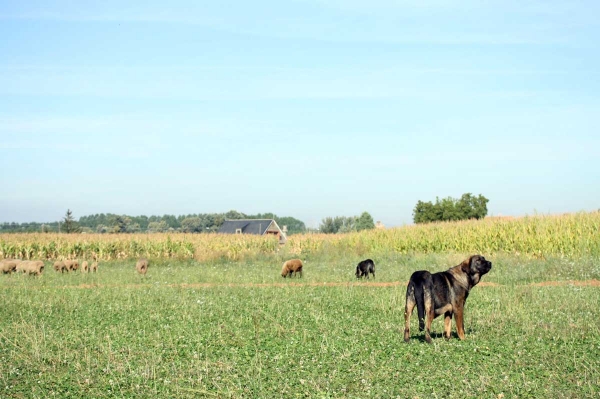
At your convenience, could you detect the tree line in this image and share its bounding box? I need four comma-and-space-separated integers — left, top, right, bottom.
0, 193, 490, 234
0, 210, 307, 235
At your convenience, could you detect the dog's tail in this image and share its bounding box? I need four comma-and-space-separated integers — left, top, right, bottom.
413, 281, 426, 331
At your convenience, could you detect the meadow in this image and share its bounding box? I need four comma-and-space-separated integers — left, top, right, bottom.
1, 213, 600, 397
1, 252, 600, 398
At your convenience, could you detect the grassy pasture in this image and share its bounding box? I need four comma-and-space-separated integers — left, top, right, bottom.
1, 254, 599, 398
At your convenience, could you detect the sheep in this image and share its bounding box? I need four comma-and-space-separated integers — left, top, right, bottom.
53, 261, 67, 273
64, 260, 79, 272
281, 259, 303, 278
136, 258, 149, 275
90, 262, 98, 272
17, 260, 45, 276
1, 259, 18, 274
355, 259, 375, 279
81, 261, 89, 273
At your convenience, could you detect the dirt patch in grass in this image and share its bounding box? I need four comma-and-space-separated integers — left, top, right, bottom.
528, 279, 600, 287
6, 280, 600, 290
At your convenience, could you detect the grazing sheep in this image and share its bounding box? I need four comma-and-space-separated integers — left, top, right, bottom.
281, 259, 303, 278
136, 258, 149, 275
90, 262, 98, 272
81, 261, 89, 273
1, 259, 18, 274
17, 260, 45, 276
64, 260, 79, 272
355, 259, 375, 279
53, 261, 67, 273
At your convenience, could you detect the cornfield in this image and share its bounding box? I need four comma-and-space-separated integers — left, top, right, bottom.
287, 211, 600, 259
0, 233, 279, 262
1, 212, 598, 261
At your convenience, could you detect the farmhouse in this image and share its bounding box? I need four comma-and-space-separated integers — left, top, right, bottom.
218, 219, 287, 244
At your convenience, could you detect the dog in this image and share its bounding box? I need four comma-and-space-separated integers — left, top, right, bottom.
403, 255, 492, 343
355, 259, 375, 279
281, 259, 303, 278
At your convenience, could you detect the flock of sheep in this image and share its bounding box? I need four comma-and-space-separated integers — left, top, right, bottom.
0, 257, 150, 276
2, 257, 371, 280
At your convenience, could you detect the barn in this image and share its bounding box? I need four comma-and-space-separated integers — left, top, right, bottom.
218, 219, 287, 244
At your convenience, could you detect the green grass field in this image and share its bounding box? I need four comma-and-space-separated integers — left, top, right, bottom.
1, 253, 599, 398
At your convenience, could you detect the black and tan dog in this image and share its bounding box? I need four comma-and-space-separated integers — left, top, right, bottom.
403, 255, 492, 343
355, 259, 375, 279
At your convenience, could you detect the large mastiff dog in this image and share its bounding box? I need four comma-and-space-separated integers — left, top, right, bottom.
403, 255, 492, 343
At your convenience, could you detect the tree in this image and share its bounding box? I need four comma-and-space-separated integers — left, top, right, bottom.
181, 217, 203, 233
413, 200, 436, 224
126, 222, 141, 233
62, 209, 81, 233
355, 212, 375, 231
111, 215, 129, 233
413, 193, 489, 224
319, 213, 374, 234
320, 217, 343, 234
147, 221, 169, 233
225, 210, 246, 220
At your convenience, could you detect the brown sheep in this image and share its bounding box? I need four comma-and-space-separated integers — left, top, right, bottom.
64, 260, 79, 272
81, 261, 89, 273
1, 259, 18, 274
53, 261, 67, 273
136, 258, 149, 275
17, 260, 45, 276
90, 262, 98, 272
281, 259, 303, 278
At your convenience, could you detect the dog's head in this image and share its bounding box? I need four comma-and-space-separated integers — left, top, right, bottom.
461, 255, 492, 286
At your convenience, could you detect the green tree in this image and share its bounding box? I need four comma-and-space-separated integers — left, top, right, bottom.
111, 215, 129, 233
126, 222, 141, 233
181, 217, 203, 233
62, 209, 81, 233
147, 221, 169, 233
413, 193, 489, 224
355, 211, 375, 231
225, 210, 247, 220
320, 217, 342, 233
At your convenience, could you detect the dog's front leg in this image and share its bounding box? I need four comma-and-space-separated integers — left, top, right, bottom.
454, 306, 466, 340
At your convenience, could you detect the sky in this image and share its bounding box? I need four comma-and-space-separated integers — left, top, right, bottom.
0, 0, 599, 228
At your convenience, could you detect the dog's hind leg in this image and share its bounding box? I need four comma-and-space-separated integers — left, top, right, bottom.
444, 311, 452, 340
423, 289, 435, 344
404, 285, 416, 342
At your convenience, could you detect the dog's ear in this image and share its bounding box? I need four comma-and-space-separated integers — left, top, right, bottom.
461, 256, 473, 273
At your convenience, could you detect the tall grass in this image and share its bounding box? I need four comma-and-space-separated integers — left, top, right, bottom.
1, 211, 598, 261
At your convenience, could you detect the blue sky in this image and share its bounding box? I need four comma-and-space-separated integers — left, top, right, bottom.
1, 0, 599, 228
